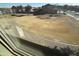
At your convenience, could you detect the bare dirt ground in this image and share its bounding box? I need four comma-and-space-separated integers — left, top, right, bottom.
0, 14, 19, 36
15, 15, 79, 45
0, 14, 79, 47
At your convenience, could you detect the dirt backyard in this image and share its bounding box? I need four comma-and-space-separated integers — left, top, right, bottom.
15, 15, 79, 45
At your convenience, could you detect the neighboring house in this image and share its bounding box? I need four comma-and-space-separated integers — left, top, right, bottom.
0, 8, 11, 14
42, 4, 58, 14
10, 4, 65, 15
0, 11, 3, 14
11, 4, 58, 15
57, 10, 64, 14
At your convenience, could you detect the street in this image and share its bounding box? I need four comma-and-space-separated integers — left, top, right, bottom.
66, 11, 79, 20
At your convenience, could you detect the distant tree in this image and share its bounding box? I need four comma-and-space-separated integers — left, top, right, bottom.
16, 5, 23, 13
25, 5, 32, 14
33, 7, 46, 15
63, 4, 69, 12
74, 6, 79, 12
11, 6, 16, 14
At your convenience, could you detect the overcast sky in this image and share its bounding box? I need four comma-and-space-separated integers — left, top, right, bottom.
0, 0, 79, 8
0, 0, 79, 3
0, 3, 48, 8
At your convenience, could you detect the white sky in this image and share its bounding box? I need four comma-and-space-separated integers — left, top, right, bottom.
0, 0, 79, 4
